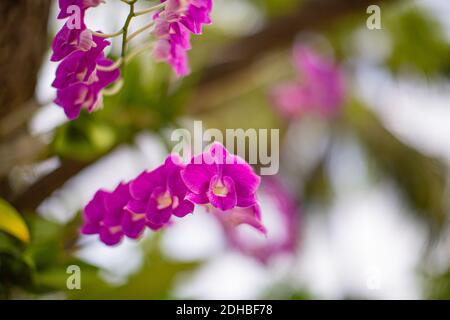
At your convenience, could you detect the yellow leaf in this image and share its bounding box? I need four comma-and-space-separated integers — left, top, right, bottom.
0, 198, 30, 243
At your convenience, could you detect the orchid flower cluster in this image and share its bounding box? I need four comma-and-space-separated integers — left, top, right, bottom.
51, 0, 213, 120
81, 143, 265, 246
271, 45, 345, 119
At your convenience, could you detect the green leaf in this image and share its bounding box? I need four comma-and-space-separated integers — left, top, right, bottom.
53, 116, 116, 161
0, 198, 30, 243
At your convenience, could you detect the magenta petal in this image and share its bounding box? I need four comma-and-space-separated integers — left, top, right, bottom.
209, 142, 229, 163
271, 83, 309, 118
55, 83, 94, 119
223, 160, 261, 197
236, 193, 258, 208
99, 225, 123, 246
172, 199, 194, 217
129, 166, 166, 201
146, 198, 172, 225
51, 24, 85, 62
126, 199, 147, 214
80, 221, 100, 235
52, 51, 95, 89
207, 175, 237, 211
240, 204, 267, 235
168, 169, 187, 197
181, 163, 214, 194
215, 204, 266, 235
121, 211, 146, 239
84, 189, 108, 223
103, 182, 130, 226
166, 155, 188, 197
104, 183, 130, 212
147, 221, 166, 231
58, 0, 103, 19
185, 192, 209, 204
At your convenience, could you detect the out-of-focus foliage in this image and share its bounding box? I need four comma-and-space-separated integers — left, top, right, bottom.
36, 243, 199, 300
248, 0, 301, 17
427, 268, 450, 299
346, 101, 448, 228
51, 60, 194, 163
384, 6, 450, 76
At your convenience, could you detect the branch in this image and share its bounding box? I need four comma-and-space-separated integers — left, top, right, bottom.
12, 158, 97, 212
199, 0, 392, 85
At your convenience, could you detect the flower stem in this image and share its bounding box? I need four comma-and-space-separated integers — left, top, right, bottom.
124, 42, 154, 64
97, 58, 123, 72
134, 2, 166, 17
127, 21, 155, 42
92, 30, 124, 39
99, 0, 163, 94
120, 0, 138, 75
103, 78, 124, 96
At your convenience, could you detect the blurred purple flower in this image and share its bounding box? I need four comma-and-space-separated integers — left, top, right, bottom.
181, 142, 260, 211
271, 45, 345, 119
180, 0, 213, 34
153, 16, 191, 77
152, 0, 212, 76
127, 155, 194, 226
211, 204, 266, 235
217, 177, 299, 263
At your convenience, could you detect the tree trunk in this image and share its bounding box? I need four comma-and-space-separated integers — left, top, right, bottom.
0, 0, 51, 199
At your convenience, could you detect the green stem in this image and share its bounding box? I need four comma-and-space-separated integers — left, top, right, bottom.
134, 2, 166, 17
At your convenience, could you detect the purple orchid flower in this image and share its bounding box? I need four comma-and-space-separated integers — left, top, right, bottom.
81, 182, 130, 246
211, 203, 266, 235
51, 22, 96, 62
58, 0, 105, 20
126, 155, 195, 227
52, 36, 110, 89
54, 55, 120, 119
180, 0, 212, 34
82, 175, 176, 245
152, 0, 212, 76
217, 177, 299, 263
153, 17, 191, 77
271, 45, 345, 119
181, 142, 260, 211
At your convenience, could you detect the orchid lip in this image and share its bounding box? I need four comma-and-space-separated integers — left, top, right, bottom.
212, 180, 229, 197
109, 225, 122, 234
172, 196, 180, 209
132, 213, 146, 222
156, 191, 173, 209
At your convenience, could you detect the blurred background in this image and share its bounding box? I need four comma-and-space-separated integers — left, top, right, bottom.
1, 0, 450, 299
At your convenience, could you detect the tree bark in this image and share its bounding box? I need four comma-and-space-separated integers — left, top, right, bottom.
0, 0, 51, 121
0, 0, 51, 198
